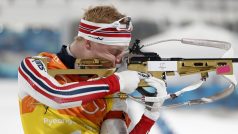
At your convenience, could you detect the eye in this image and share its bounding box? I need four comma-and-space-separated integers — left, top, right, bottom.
110, 50, 119, 56
108, 46, 126, 56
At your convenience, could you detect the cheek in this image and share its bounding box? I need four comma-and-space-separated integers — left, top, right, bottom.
91, 46, 107, 57
98, 53, 117, 67
95, 51, 116, 62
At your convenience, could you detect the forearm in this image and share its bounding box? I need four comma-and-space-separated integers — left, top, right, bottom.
18, 57, 120, 109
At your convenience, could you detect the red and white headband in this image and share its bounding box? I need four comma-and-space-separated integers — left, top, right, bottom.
78, 16, 133, 46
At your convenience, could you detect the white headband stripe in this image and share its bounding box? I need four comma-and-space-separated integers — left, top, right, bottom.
78, 32, 131, 46
78, 18, 132, 46
79, 24, 131, 37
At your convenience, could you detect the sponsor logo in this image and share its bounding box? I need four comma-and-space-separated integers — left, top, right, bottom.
43, 117, 76, 126
158, 63, 166, 70
33, 59, 46, 72
88, 35, 103, 40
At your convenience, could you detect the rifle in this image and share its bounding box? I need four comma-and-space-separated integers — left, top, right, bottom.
39, 38, 238, 109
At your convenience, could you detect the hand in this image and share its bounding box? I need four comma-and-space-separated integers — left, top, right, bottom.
143, 77, 167, 121
115, 71, 140, 94
100, 93, 129, 134
111, 93, 127, 112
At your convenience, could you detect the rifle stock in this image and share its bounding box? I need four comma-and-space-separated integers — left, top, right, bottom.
37, 57, 238, 87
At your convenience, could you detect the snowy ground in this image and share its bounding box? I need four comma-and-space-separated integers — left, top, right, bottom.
128, 97, 238, 134
163, 109, 238, 134
1, 79, 238, 134
0, 79, 23, 134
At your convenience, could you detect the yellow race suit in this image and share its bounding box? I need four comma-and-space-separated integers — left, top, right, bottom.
18, 47, 123, 134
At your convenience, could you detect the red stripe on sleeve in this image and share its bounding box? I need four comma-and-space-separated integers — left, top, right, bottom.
19, 67, 119, 103
24, 58, 120, 93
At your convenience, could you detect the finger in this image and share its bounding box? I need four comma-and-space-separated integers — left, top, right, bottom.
144, 77, 156, 83
145, 78, 165, 88
138, 72, 151, 79
146, 81, 167, 95
145, 77, 162, 83
149, 77, 166, 87
147, 82, 164, 90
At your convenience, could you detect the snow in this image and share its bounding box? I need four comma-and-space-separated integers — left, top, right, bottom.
163, 109, 238, 134
0, 79, 23, 134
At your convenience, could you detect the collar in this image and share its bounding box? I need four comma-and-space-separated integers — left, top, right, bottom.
56, 45, 76, 69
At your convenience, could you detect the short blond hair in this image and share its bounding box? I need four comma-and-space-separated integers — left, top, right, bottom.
75, 5, 126, 41
83, 5, 125, 23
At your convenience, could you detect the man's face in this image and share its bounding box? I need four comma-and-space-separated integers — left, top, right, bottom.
90, 42, 127, 67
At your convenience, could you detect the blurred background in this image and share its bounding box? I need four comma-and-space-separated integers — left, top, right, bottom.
1, 0, 238, 134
